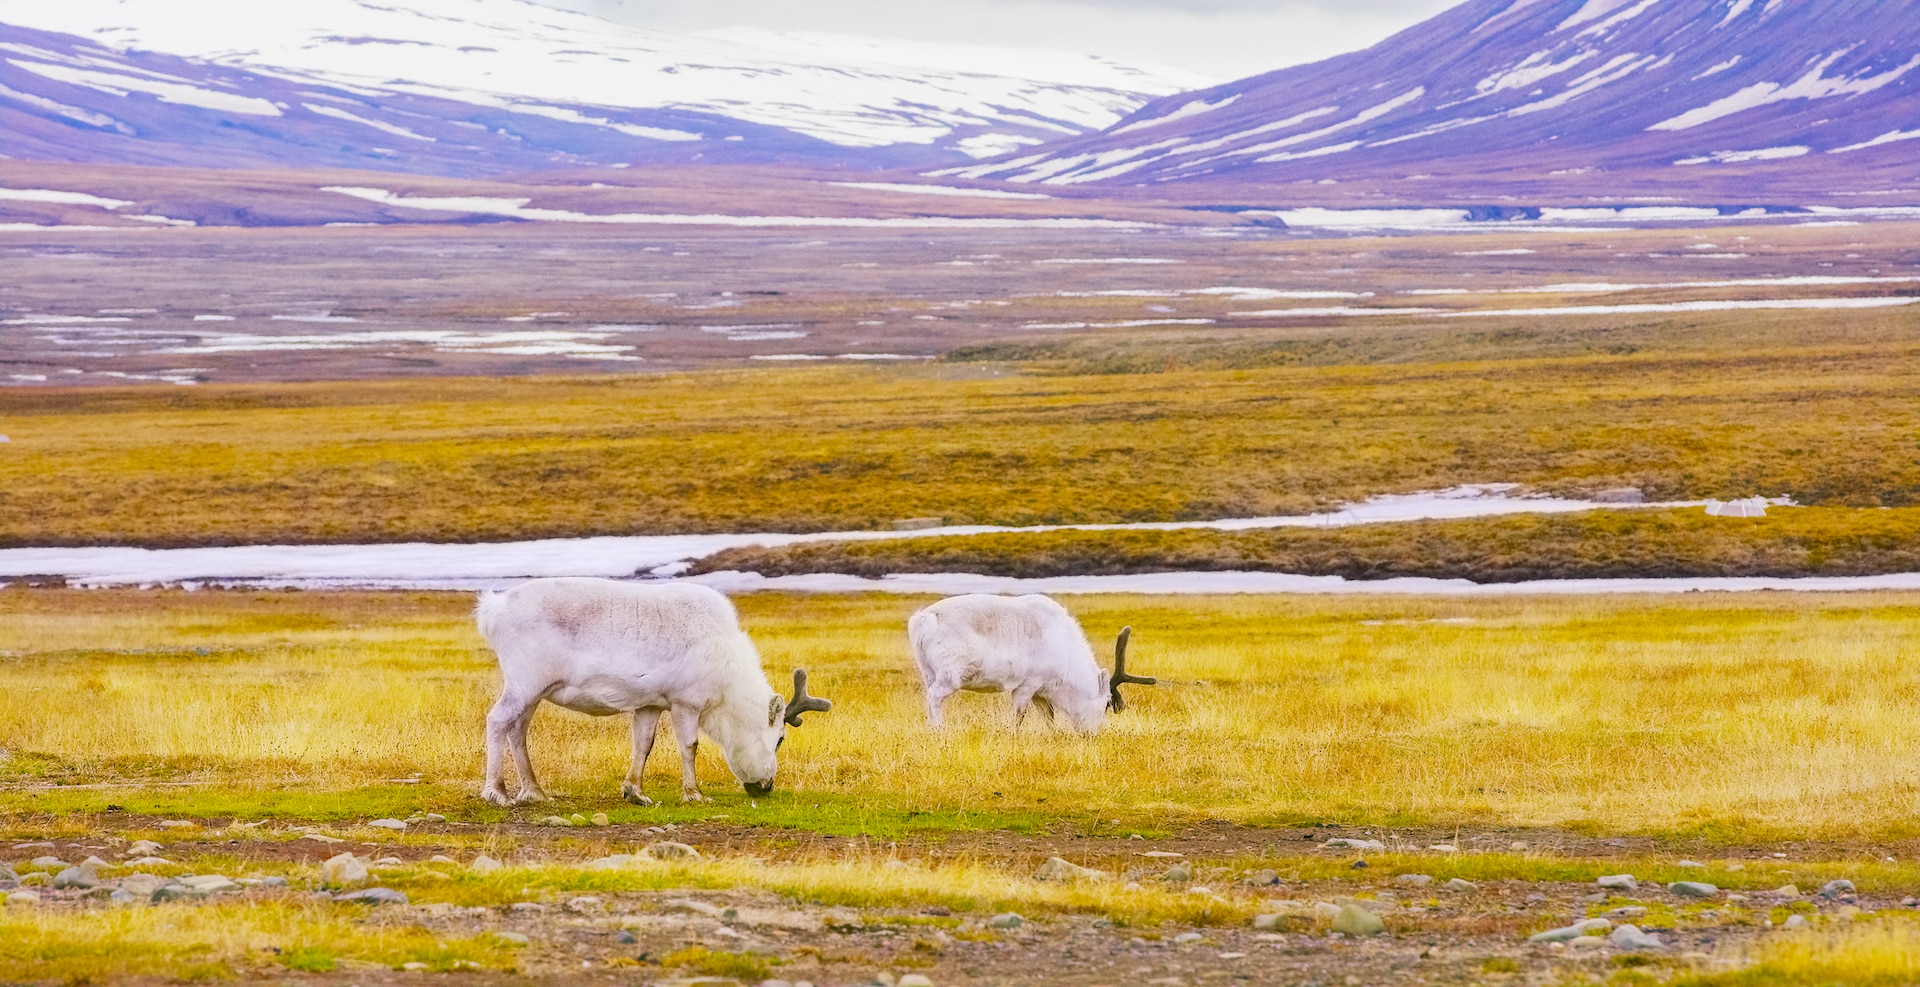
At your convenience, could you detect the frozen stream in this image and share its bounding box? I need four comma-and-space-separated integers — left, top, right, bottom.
0, 485, 1700, 590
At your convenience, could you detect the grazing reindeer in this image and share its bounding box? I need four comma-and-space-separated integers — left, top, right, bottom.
906, 594, 1154, 732
475, 578, 830, 805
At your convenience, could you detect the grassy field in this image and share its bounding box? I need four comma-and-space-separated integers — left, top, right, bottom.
690, 505, 1920, 581
6, 587, 1920, 841
5, 306, 1920, 548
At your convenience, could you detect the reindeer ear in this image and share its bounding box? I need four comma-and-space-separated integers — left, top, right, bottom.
769, 695, 784, 727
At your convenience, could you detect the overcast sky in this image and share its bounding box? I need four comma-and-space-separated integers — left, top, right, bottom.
544, 0, 1462, 82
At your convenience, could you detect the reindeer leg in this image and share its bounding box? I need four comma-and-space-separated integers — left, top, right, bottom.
481, 692, 535, 806
509, 701, 547, 804
1009, 684, 1041, 732
924, 681, 957, 729
623, 708, 661, 806
669, 704, 711, 804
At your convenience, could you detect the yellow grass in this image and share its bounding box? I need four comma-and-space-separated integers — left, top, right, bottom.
4, 588, 1920, 839
5, 310, 1920, 547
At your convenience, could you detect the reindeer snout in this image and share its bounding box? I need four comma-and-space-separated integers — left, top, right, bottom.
743, 780, 773, 797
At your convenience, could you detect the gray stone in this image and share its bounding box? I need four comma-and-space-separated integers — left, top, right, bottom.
125, 840, 163, 857
118, 874, 166, 896
30, 856, 63, 868
1332, 902, 1385, 936
1393, 874, 1432, 887
335, 888, 408, 906
539, 815, 573, 828
1669, 882, 1719, 898
565, 896, 603, 913
1677, 860, 1705, 869
1173, 932, 1203, 944
1783, 915, 1809, 929
1820, 880, 1856, 899
1252, 913, 1283, 930
1529, 926, 1585, 943
1573, 919, 1612, 933
423, 813, 447, 823
647, 841, 700, 860
587, 854, 636, 869
0, 864, 13, 882
151, 882, 207, 903
1034, 857, 1107, 882
988, 912, 1023, 929
1162, 864, 1192, 882
897, 976, 934, 987
320, 852, 369, 887
53, 867, 98, 890
263, 877, 288, 888
493, 931, 531, 945
178, 875, 240, 894
126, 857, 172, 867
1611, 924, 1665, 950
1598, 874, 1638, 891
5, 890, 40, 906
510, 902, 547, 913
615, 930, 638, 944
368, 818, 407, 831
1443, 878, 1478, 892
470, 855, 503, 875
109, 889, 135, 905
1322, 838, 1386, 851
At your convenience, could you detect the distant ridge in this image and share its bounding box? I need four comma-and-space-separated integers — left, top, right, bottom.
0, 0, 1210, 175
944, 0, 1920, 194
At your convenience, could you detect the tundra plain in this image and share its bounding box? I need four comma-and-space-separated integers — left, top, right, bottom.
5, 212, 1920, 986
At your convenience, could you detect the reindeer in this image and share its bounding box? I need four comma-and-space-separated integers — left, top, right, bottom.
474, 578, 830, 805
906, 594, 1154, 732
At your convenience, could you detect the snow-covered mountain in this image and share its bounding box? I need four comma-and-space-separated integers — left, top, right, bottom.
944, 0, 1920, 188
0, 0, 1212, 174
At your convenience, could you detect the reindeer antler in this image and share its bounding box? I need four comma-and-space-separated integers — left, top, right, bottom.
1108, 626, 1156, 712
784, 668, 833, 727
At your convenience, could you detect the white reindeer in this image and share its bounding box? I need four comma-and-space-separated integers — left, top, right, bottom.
907, 594, 1154, 732
474, 578, 830, 806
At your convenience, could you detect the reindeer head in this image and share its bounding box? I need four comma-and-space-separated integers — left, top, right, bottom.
728, 668, 832, 797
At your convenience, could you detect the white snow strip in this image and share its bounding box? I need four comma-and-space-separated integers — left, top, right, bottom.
303, 103, 433, 141
500, 103, 701, 141
7, 59, 282, 116
828, 182, 1050, 200
1229, 307, 1443, 319
1651, 52, 1920, 131
1034, 257, 1181, 265
0, 486, 1696, 588
0, 187, 132, 209
1832, 130, 1920, 154
1407, 275, 1920, 295
1109, 93, 1240, 135
322, 187, 1149, 229
1437, 298, 1920, 318
1675, 146, 1809, 165
1189, 287, 1364, 300
0, 81, 127, 130
1693, 55, 1741, 80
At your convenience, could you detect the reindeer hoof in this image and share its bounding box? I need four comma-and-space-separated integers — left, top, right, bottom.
621, 784, 654, 806
680, 791, 711, 805
480, 788, 513, 807
514, 789, 549, 805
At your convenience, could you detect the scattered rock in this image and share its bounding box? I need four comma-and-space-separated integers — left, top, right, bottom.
335, 888, 408, 906
897, 976, 933, 987
430, 855, 457, 865
1670, 882, 1719, 898
591, 813, 610, 827
664, 898, 727, 918
540, 816, 573, 828
470, 855, 503, 875
151, 882, 206, 903
1677, 860, 1706, 869
1322, 838, 1386, 851
565, 896, 603, 913
1173, 932, 1204, 944
1612, 925, 1665, 950
493, 931, 531, 945
1783, 915, 1809, 930
1332, 902, 1385, 936
1529, 926, 1585, 943
126, 857, 171, 867
615, 930, 638, 944
1820, 880, 1856, 899
109, 889, 135, 905
1140, 850, 1183, 858
0, 864, 14, 882
53, 867, 98, 890
1509, 842, 1528, 852
509, 902, 546, 914
1313, 902, 1342, 920
368, 818, 407, 831
1772, 884, 1801, 897
1252, 914, 1283, 930
1443, 879, 1478, 893
157, 820, 196, 829
422, 813, 447, 823
988, 912, 1023, 929
587, 854, 636, 869
124, 840, 162, 857
264, 877, 289, 888
320, 853, 369, 887
29, 856, 63, 868
372, 857, 403, 867
178, 875, 241, 894
1034, 857, 1106, 882
569, 813, 589, 826
1163, 864, 1192, 882
1570, 935, 1607, 948
6, 890, 40, 906
1247, 869, 1279, 886
1394, 874, 1432, 887
1598, 874, 1638, 891
647, 842, 700, 860
1427, 844, 1458, 853
119, 874, 166, 897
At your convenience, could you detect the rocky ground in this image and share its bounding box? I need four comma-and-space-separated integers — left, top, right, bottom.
6, 817, 1918, 986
